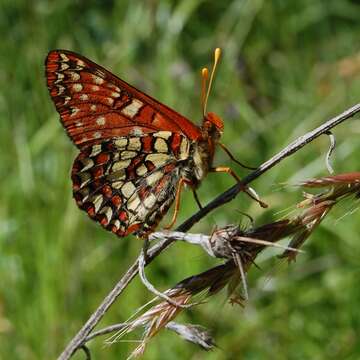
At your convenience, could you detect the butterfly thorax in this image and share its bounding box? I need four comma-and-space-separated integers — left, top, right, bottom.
184, 138, 215, 186
181, 113, 223, 187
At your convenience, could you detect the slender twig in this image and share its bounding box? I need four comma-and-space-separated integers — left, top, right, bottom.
86, 324, 128, 342
80, 345, 91, 360
325, 131, 336, 174
85, 321, 215, 352
138, 248, 194, 308
58, 103, 360, 360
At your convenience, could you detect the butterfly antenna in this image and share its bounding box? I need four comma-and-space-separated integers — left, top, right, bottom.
201, 68, 209, 117
202, 48, 221, 117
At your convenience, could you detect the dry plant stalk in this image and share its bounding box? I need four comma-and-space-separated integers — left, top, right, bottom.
88, 172, 360, 357
58, 104, 360, 360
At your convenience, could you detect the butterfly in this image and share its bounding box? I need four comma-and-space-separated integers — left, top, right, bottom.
45, 49, 257, 239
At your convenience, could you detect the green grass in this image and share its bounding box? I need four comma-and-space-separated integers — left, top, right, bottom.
1, 0, 360, 359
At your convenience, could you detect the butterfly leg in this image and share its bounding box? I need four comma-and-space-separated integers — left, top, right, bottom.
210, 166, 268, 208
218, 142, 256, 170
192, 189, 203, 210
164, 177, 189, 230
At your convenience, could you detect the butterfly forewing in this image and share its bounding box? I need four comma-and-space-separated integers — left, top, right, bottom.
46, 50, 202, 149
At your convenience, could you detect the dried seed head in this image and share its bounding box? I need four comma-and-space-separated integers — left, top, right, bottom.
209, 225, 240, 258
166, 322, 216, 351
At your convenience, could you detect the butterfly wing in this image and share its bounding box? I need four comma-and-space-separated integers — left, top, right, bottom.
45, 50, 202, 149
72, 131, 190, 237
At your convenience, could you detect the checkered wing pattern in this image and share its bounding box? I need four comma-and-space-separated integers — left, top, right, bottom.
72, 131, 190, 237
45, 50, 201, 238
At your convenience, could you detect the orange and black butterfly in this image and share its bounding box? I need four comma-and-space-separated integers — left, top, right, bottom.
45, 49, 253, 238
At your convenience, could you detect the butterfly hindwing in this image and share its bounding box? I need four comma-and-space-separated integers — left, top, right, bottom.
46, 50, 202, 149
71, 131, 190, 237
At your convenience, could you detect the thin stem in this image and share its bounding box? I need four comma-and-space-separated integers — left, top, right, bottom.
58, 103, 360, 360
325, 131, 336, 174
178, 103, 360, 231
80, 345, 91, 360
86, 324, 128, 342
138, 248, 194, 308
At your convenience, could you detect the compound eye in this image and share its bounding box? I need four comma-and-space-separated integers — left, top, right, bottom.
206, 112, 224, 130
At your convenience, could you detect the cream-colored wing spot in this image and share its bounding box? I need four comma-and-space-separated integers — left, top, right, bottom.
60, 53, 69, 62
112, 219, 120, 230
114, 138, 128, 149
78, 172, 91, 188
121, 99, 143, 118
121, 150, 137, 160
136, 164, 147, 176
179, 137, 190, 160
107, 170, 126, 183
112, 181, 124, 189
80, 94, 89, 101
112, 153, 120, 162
143, 193, 157, 209
76, 59, 86, 67
154, 138, 168, 153
96, 116, 106, 126
90, 144, 102, 157
127, 137, 141, 151
79, 158, 94, 172
68, 71, 80, 81
72, 83, 83, 92
146, 170, 163, 186
92, 194, 103, 213
127, 193, 141, 213
146, 153, 171, 166
54, 72, 65, 83
112, 159, 131, 173
153, 131, 172, 139
57, 85, 65, 95
91, 74, 104, 85
99, 206, 113, 223
60, 62, 70, 71
121, 181, 136, 199
63, 96, 71, 105
111, 92, 120, 98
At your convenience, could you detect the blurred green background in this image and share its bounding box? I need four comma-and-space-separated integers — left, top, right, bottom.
1, 0, 360, 359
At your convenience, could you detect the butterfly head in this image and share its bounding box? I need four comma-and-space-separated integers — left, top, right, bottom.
205, 112, 224, 130
203, 112, 223, 135
202, 112, 223, 145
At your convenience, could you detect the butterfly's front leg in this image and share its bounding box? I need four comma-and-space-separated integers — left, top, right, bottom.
163, 177, 192, 230
192, 189, 203, 210
210, 167, 268, 208
217, 142, 256, 170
